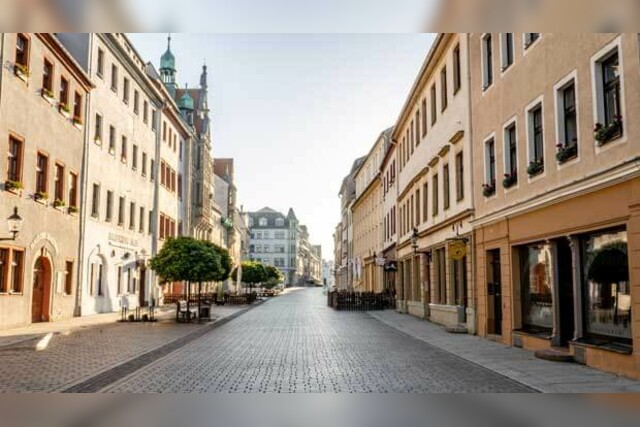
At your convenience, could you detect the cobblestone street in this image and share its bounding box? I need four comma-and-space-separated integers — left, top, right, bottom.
105, 289, 531, 393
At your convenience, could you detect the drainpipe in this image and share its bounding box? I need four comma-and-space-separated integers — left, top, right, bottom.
0, 33, 5, 109
74, 34, 94, 318
149, 104, 164, 307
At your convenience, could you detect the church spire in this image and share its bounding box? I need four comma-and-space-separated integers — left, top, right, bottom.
160, 33, 177, 97
200, 61, 208, 89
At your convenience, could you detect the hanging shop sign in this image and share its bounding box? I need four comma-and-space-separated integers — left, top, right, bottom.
448, 239, 467, 260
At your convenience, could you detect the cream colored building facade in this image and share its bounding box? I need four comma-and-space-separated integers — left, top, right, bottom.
352, 129, 391, 293
394, 33, 475, 332
470, 33, 640, 378
0, 33, 92, 328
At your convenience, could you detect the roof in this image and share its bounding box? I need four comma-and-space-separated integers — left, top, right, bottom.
249, 208, 294, 229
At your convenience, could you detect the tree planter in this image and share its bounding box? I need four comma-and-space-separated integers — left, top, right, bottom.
502, 173, 518, 189
594, 116, 623, 145
527, 161, 544, 177
556, 144, 578, 163
482, 183, 496, 198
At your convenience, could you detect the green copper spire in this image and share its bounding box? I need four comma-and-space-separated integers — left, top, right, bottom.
178, 84, 194, 111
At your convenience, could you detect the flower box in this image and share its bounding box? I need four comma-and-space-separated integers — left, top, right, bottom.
556, 143, 578, 163
502, 172, 518, 189
594, 116, 623, 145
34, 191, 48, 202
527, 160, 544, 176
68, 205, 79, 214
72, 117, 83, 129
5, 180, 23, 192
53, 199, 66, 208
482, 182, 496, 198
14, 64, 30, 80
41, 88, 55, 102
59, 103, 71, 117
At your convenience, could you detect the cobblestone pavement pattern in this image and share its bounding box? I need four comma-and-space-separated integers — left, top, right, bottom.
106, 289, 533, 392
0, 307, 243, 392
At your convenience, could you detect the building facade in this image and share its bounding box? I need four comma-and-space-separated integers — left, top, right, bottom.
380, 133, 398, 294
394, 33, 475, 332
469, 33, 640, 378
0, 33, 92, 328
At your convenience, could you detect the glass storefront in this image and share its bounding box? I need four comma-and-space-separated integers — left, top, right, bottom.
581, 228, 631, 342
519, 243, 554, 332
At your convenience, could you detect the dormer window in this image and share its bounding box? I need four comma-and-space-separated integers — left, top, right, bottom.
276, 218, 284, 226
259, 217, 267, 226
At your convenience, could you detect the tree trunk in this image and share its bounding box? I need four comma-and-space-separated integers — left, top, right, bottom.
186, 281, 191, 322
198, 281, 202, 323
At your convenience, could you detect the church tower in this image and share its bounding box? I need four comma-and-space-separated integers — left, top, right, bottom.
159, 35, 177, 97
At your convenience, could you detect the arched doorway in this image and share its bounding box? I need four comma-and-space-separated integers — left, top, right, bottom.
32, 256, 52, 323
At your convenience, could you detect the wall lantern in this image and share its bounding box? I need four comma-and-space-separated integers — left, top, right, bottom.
0, 207, 23, 241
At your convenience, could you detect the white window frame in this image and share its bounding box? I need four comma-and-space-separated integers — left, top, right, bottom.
276, 218, 284, 226
553, 70, 581, 166
590, 36, 627, 150
525, 95, 546, 181
502, 117, 518, 184
483, 132, 497, 187
522, 33, 541, 54
481, 33, 494, 91
259, 217, 267, 226
500, 33, 515, 73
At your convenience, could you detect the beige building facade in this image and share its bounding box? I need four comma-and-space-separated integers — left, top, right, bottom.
394, 33, 475, 332
0, 33, 92, 327
470, 33, 640, 378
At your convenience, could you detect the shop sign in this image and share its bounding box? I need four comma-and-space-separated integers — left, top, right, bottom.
448, 240, 467, 260
384, 261, 398, 272
108, 233, 139, 250
375, 257, 386, 266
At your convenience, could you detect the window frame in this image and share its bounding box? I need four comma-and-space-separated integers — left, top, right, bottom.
484, 134, 497, 189
453, 43, 461, 94
502, 118, 518, 180
96, 48, 105, 78
7, 134, 24, 184
525, 98, 545, 175
553, 70, 580, 157
15, 33, 30, 72
455, 151, 464, 202
440, 66, 448, 112
35, 151, 49, 195
500, 33, 515, 72
481, 33, 494, 90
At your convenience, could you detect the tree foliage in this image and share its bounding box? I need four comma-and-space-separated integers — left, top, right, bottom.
150, 236, 222, 284
263, 265, 284, 289
204, 242, 233, 282
232, 261, 268, 286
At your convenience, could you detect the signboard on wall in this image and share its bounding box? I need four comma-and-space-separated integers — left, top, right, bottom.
448, 240, 467, 260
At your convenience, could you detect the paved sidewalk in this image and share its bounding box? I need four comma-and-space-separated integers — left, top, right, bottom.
0, 304, 251, 392
369, 310, 640, 392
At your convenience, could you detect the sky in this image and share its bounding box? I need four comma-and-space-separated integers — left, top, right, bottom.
128, 33, 435, 258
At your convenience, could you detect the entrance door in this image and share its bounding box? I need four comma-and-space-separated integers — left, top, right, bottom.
31, 256, 52, 323
557, 239, 575, 346
487, 249, 502, 335
139, 266, 147, 307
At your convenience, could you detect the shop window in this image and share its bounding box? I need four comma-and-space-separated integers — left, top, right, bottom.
519, 243, 554, 333
64, 261, 73, 295
433, 247, 446, 305
581, 228, 631, 343
452, 256, 467, 307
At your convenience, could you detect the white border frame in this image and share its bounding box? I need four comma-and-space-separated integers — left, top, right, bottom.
501, 115, 519, 192
553, 69, 581, 169
481, 33, 494, 94
482, 132, 497, 199
522, 33, 542, 56
524, 95, 546, 183
499, 33, 515, 76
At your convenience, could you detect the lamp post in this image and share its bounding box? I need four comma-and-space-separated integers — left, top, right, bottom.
0, 207, 23, 241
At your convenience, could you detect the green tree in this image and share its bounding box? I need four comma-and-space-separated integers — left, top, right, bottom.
232, 261, 268, 294
204, 242, 232, 282
263, 265, 284, 289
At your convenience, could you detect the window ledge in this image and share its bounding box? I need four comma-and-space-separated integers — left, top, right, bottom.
572, 339, 632, 356
514, 329, 552, 340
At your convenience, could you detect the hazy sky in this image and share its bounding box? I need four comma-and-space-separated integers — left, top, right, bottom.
128, 33, 435, 257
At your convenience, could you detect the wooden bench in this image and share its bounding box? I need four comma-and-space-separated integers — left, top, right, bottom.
176, 300, 198, 322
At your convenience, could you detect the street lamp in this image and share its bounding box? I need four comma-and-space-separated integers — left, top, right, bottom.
411, 227, 419, 254
0, 207, 23, 241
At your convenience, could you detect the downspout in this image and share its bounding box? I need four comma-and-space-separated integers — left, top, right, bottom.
150, 104, 163, 307
74, 34, 94, 317
0, 33, 5, 109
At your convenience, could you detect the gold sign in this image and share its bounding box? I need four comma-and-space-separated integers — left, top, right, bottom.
448, 240, 467, 260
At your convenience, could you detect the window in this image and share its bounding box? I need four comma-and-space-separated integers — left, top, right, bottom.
581, 228, 631, 342
432, 174, 439, 216
150, 159, 155, 182
415, 189, 420, 227
7, 135, 23, 183
485, 138, 496, 186
524, 33, 540, 49
601, 51, 621, 131
111, 64, 118, 92
121, 136, 127, 162
455, 152, 464, 201
64, 261, 73, 295
0, 248, 24, 293
105, 190, 113, 222
15, 34, 30, 71
123, 77, 130, 104
504, 123, 518, 177
409, 124, 414, 154
519, 242, 553, 333
440, 66, 448, 111
421, 99, 427, 136
529, 104, 544, 164
434, 247, 446, 304
482, 33, 493, 89
177, 174, 182, 200
410, 195, 414, 228
129, 202, 136, 230
68, 172, 78, 208
558, 81, 578, 149
118, 196, 125, 226
54, 163, 64, 203
42, 59, 53, 94
132, 144, 138, 170
108, 126, 116, 153
453, 43, 461, 93
415, 112, 420, 146
443, 164, 450, 210
148, 210, 153, 234
422, 183, 428, 223
259, 218, 267, 226
0, 248, 8, 293
501, 33, 514, 70
59, 77, 69, 108
142, 152, 147, 176
97, 48, 104, 77
91, 183, 100, 217
36, 152, 48, 195
73, 92, 82, 123
139, 206, 145, 233
430, 84, 437, 125
117, 267, 123, 295
151, 109, 157, 130
133, 90, 139, 114
94, 113, 103, 143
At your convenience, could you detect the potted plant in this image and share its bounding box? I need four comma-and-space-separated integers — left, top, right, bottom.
41, 87, 55, 100
594, 115, 623, 145
556, 143, 578, 163
72, 116, 83, 127
59, 103, 71, 117
527, 160, 544, 176
68, 205, 79, 214
482, 182, 496, 197
34, 191, 48, 202
14, 63, 30, 79
5, 180, 23, 192
502, 172, 518, 189
53, 198, 66, 208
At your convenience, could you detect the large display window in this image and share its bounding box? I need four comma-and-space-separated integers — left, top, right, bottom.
519, 243, 554, 333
